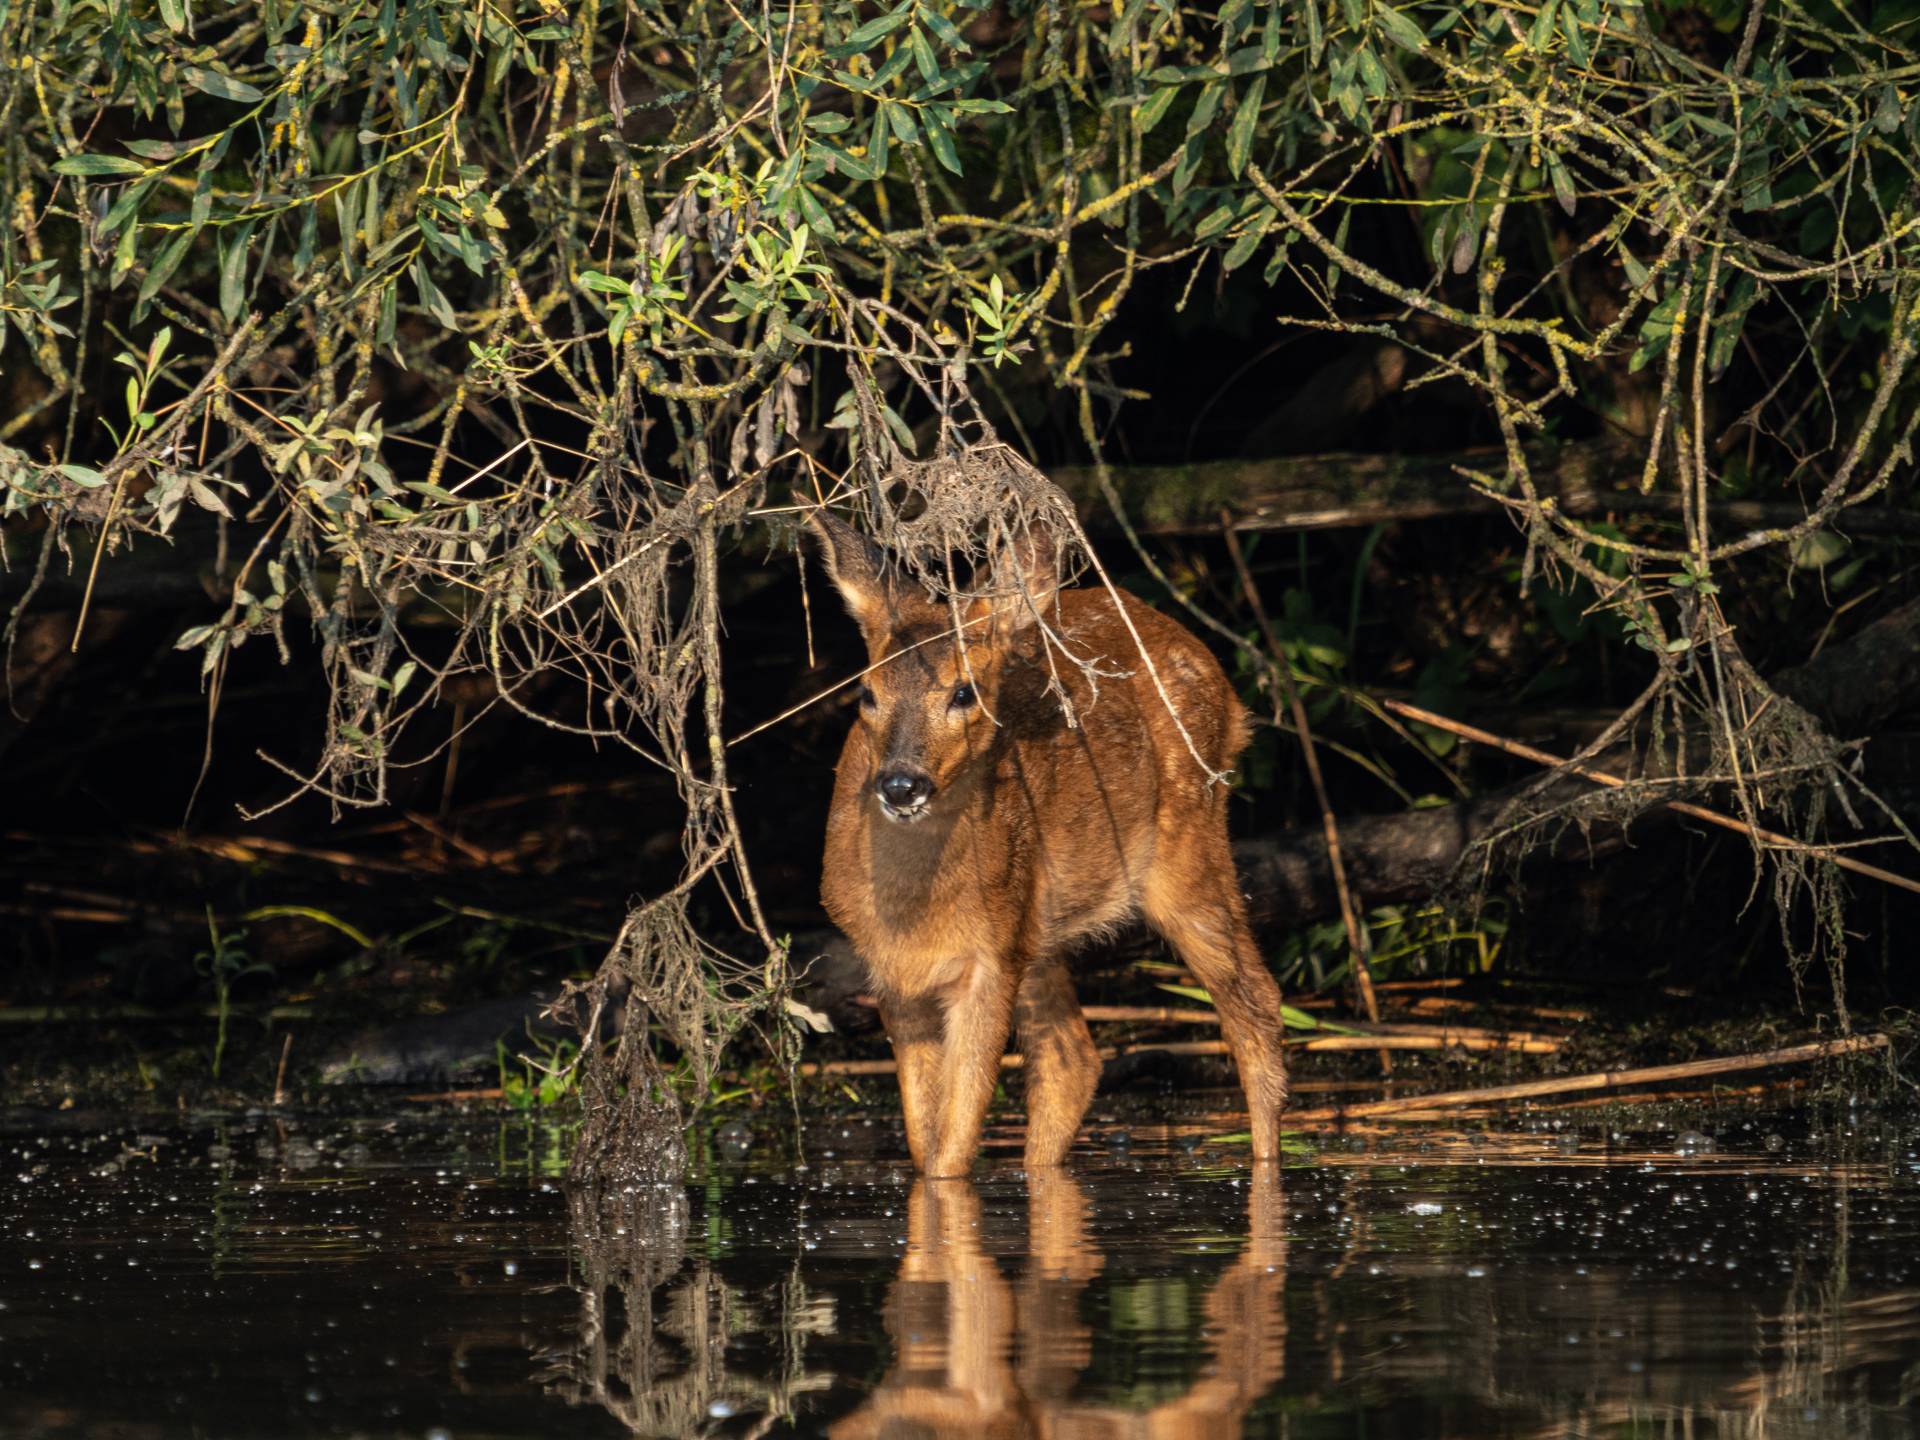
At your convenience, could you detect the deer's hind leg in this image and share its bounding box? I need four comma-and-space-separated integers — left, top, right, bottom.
1015, 957, 1101, 1169
1142, 846, 1290, 1162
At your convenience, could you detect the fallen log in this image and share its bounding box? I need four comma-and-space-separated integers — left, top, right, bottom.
1288, 1033, 1890, 1120
321, 993, 570, 1085
1231, 788, 1539, 927
1232, 596, 1920, 928
1387, 699, 1920, 896
1053, 439, 1920, 537
1775, 595, 1920, 736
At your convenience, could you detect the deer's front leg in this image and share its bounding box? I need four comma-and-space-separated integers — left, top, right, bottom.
878, 992, 946, 1171
927, 958, 1020, 1177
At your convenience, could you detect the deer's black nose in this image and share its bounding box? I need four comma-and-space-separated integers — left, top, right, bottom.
877, 770, 933, 810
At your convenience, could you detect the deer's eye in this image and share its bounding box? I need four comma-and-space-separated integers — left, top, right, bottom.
858, 684, 877, 708
950, 683, 976, 711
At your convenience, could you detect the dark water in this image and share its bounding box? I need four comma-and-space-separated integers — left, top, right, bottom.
4, 1108, 1919, 1437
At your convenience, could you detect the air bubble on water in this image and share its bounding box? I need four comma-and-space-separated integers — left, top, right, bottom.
717, 1121, 754, 1160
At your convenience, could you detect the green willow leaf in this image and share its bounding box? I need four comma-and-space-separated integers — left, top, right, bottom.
908, 26, 939, 85
1374, 6, 1426, 51
181, 66, 266, 103
1195, 203, 1239, 240
1528, 0, 1558, 51
220, 221, 256, 322
1226, 74, 1264, 177
137, 229, 194, 310
123, 137, 200, 161
99, 178, 155, 238
921, 113, 962, 174
1562, 9, 1591, 67
1136, 84, 1179, 134
813, 141, 874, 182
1548, 154, 1577, 215
919, 7, 967, 49
1186, 79, 1224, 138
1222, 222, 1264, 271
411, 259, 458, 329
845, 5, 911, 49
54, 153, 146, 177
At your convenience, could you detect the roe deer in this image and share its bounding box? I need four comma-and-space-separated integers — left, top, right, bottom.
810, 512, 1289, 1175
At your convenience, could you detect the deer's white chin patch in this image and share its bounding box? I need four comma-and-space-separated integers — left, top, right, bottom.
877, 798, 931, 824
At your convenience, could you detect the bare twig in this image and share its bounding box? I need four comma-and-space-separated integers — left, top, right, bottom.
1292, 1033, 1890, 1120
271, 1033, 293, 1108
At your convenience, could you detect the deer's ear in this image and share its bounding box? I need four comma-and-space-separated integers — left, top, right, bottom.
806, 510, 892, 634
981, 526, 1062, 635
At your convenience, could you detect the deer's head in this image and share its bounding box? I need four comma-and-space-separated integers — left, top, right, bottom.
810, 511, 1059, 823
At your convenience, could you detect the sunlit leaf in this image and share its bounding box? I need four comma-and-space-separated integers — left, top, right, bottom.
1375, 6, 1426, 51
1136, 84, 1179, 134
181, 66, 265, 103
53, 153, 146, 177
845, 5, 911, 48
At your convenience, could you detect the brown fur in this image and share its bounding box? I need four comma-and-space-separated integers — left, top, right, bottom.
811, 514, 1290, 1175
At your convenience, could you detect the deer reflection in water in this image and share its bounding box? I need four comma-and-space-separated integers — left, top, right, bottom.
832, 1166, 1289, 1440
